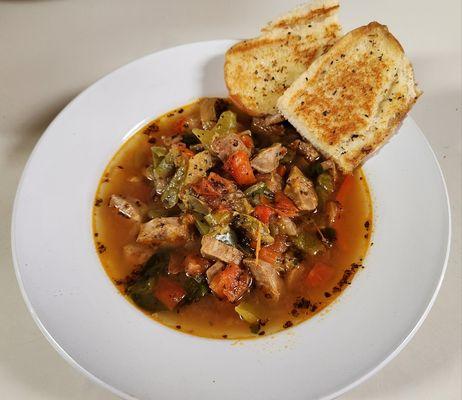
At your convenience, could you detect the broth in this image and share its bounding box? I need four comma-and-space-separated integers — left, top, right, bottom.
93, 99, 372, 339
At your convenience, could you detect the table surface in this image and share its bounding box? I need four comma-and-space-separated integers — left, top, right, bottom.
0, 0, 460, 399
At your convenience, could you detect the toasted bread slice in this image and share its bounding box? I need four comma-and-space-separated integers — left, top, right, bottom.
277, 22, 421, 173
224, 0, 341, 116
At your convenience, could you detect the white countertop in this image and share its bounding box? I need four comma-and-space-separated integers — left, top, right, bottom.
0, 0, 460, 399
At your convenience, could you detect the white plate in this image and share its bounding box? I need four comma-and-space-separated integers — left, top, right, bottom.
11, 40, 451, 400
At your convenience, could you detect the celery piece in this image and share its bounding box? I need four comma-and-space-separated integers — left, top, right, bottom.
235, 302, 259, 325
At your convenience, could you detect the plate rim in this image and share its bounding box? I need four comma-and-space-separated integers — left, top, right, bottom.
329, 117, 452, 399
10, 39, 452, 400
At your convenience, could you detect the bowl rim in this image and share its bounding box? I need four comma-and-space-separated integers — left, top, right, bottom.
11, 39, 452, 400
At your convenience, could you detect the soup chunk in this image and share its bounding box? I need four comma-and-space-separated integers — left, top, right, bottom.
93, 98, 372, 339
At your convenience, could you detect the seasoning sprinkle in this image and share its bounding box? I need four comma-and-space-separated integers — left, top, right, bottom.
283, 321, 293, 329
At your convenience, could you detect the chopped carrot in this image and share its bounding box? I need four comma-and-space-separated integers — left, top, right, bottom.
240, 134, 254, 150
254, 204, 275, 224
273, 192, 299, 217
153, 277, 186, 310
305, 262, 335, 289
336, 174, 354, 205
224, 150, 257, 186
276, 164, 287, 177
209, 263, 250, 303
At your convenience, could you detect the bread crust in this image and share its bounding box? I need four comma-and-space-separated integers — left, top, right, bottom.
224, 0, 341, 116
277, 22, 421, 173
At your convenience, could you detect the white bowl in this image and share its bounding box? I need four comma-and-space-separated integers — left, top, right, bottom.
11, 40, 451, 400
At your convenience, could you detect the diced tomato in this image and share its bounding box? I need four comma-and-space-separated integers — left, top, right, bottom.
276, 164, 287, 177
184, 254, 209, 276
270, 235, 290, 253
259, 194, 271, 206
174, 142, 195, 158
208, 172, 236, 193
174, 117, 188, 133
153, 276, 186, 310
305, 262, 335, 288
254, 204, 275, 224
209, 263, 250, 303
273, 192, 299, 217
182, 148, 195, 158
336, 174, 354, 205
259, 247, 280, 265
259, 235, 288, 265
168, 252, 185, 275
240, 134, 254, 150
216, 203, 232, 212
191, 174, 237, 209
224, 150, 257, 186
192, 178, 220, 198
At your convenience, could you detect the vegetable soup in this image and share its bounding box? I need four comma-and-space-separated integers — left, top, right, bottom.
93, 98, 372, 339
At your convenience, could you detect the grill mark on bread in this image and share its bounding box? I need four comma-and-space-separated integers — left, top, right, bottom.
291, 56, 385, 144
268, 5, 340, 29
225, 0, 341, 116
278, 22, 421, 173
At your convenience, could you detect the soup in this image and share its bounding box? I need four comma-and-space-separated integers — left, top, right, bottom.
93, 98, 372, 339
